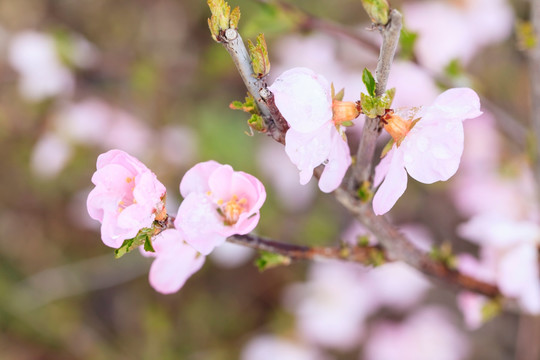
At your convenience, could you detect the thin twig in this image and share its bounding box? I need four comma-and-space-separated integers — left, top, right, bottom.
220, 29, 287, 144
354, 10, 402, 185
227, 233, 385, 264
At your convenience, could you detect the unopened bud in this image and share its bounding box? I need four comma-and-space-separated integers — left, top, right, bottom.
360, 0, 390, 26
381, 110, 411, 143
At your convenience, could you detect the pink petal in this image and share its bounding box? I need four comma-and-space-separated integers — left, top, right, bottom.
208, 165, 257, 205
402, 119, 464, 184
179, 160, 221, 197
148, 229, 205, 294
174, 192, 226, 255
423, 88, 482, 123
372, 148, 408, 215
269, 67, 332, 133
318, 128, 351, 193
373, 147, 395, 188
285, 125, 333, 185
498, 243, 537, 298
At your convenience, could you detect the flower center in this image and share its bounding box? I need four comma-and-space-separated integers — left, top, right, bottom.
381, 110, 412, 144
217, 195, 248, 225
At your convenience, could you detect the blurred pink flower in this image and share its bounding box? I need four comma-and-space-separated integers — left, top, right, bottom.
269, 67, 351, 193
456, 291, 488, 330
30, 132, 73, 179
458, 215, 540, 314
283, 262, 376, 350
8, 31, 75, 101
241, 335, 332, 360
174, 161, 266, 255
404, 0, 513, 72
139, 229, 204, 294
87, 149, 166, 248
364, 307, 469, 360
373, 88, 482, 215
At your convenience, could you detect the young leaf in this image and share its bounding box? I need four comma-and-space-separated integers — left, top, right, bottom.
360, 0, 390, 25
362, 68, 376, 97
399, 28, 418, 60
255, 251, 291, 271
248, 33, 270, 78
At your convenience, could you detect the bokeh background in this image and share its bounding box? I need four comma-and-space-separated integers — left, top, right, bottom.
0, 0, 536, 359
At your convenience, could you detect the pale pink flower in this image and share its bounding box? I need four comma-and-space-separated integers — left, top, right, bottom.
241, 335, 333, 360
283, 262, 376, 350
373, 88, 482, 215
458, 215, 540, 314
8, 31, 74, 101
456, 291, 488, 330
30, 132, 73, 179
174, 161, 266, 255
404, 0, 513, 73
139, 229, 204, 294
269, 67, 352, 193
364, 307, 469, 360
87, 149, 167, 248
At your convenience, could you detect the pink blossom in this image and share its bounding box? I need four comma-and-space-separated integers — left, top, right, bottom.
364, 307, 469, 360
87, 149, 167, 248
8, 31, 75, 101
456, 291, 488, 330
269, 67, 352, 193
283, 262, 375, 350
241, 335, 332, 360
139, 229, 204, 294
458, 215, 540, 314
174, 161, 266, 255
373, 88, 482, 215
404, 0, 513, 72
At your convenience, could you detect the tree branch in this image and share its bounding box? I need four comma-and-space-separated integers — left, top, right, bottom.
227, 233, 386, 264
220, 29, 287, 144
333, 188, 500, 298
354, 9, 402, 185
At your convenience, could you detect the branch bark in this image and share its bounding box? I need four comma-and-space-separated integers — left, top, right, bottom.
354, 9, 402, 184
220, 29, 287, 144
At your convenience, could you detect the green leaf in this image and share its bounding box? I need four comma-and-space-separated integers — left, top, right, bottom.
247, 113, 266, 132
516, 20, 538, 51
444, 58, 463, 79
362, 68, 376, 97
255, 251, 291, 271
207, 0, 234, 41
114, 228, 153, 259
248, 33, 270, 78
481, 299, 502, 322
357, 180, 373, 203
229, 6, 241, 29
144, 236, 155, 252
399, 28, 418, 60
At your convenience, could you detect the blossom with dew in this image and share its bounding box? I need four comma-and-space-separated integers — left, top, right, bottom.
87, 149, 167, 248
174, 161, 266, 255
269, 67, 353, 193
372, 88, 482, 215
139, 229, 204, 294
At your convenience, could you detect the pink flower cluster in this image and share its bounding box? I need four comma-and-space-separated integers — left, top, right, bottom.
269, 67, 351, 193
87, 150, 266, 294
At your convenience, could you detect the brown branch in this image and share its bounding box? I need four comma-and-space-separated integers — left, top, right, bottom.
333, 188, 500, 298
353, 9, 402, 185
227, 233, 386, 264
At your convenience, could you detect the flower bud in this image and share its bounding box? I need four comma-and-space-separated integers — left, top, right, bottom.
381, 110, 411, 143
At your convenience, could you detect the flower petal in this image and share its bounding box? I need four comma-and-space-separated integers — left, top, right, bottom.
318, 128, 351, 193
179, 160, 221, 197
148, 229, 205, 294
269, 67, 332, 133
372, 149, 408, 215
